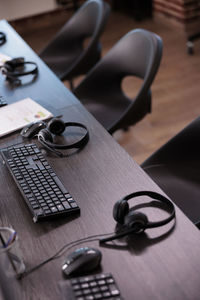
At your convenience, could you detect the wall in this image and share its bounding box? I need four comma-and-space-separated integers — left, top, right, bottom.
0, 0, 58, 21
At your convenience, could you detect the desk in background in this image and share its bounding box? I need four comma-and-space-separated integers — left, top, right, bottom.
0, 20, 200, 300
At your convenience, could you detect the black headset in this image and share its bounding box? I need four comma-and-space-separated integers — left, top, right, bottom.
100, 191, 175, 243
21, 118, 89, 157
0, 32, 6, 46
0, 57, 38, 84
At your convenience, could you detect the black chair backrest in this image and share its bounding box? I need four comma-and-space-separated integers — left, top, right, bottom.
74, 29, 163, 133
141, 117, 200, 228
40, 0, 110, 80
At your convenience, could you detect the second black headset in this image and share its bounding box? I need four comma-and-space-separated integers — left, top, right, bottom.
21, 118, 89, 157
0, 57, 38, 84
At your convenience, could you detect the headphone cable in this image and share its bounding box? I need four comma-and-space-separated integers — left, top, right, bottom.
21, 231, 114, 278
38, 135, 63, 157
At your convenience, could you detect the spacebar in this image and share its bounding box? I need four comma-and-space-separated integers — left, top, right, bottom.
53, 176, 68, 194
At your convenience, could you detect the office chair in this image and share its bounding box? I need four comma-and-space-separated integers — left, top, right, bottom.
141, 117, 200, 229
74, 29, 163, 134
40, 0, 110, 90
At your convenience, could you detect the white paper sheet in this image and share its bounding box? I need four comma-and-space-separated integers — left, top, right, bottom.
0, 97, 53, 137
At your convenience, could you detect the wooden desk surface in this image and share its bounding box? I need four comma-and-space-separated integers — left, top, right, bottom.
0, 20, 200, 300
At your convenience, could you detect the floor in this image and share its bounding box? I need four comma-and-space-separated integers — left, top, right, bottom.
17, 8, 200, 165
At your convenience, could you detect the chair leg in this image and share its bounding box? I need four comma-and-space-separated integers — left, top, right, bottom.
72, 0, 78, 10
196, 221, 200, 229
112, 0, 119, 10
187, 32, 200, 55
69, 80, 74, 91
148, 98, 152, 113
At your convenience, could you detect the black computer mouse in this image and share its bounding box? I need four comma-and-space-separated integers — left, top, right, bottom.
20, 121, 46, 138
62, 247, 102, 276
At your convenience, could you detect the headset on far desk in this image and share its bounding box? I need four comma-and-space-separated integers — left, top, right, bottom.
0, 57, 38, 85
0, 32, 37, 85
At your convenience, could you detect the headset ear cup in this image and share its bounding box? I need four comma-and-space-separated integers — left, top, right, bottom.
47, 118, 66, 135
124, 211, 148, 233
113, 199, 129, 224
38, 129, 53, 143
4, 61, 13, 72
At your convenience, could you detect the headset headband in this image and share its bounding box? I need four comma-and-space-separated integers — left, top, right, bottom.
2, 59, 38, 77
123, 191, 175, 228
39, 122, 89, 150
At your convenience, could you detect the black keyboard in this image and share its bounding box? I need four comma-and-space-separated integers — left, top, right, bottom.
60, 273, 123, 300
0, 95, 7, 107
1, 143, 80, 222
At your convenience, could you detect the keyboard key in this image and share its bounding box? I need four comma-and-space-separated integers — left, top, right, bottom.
60, 273, 123, 300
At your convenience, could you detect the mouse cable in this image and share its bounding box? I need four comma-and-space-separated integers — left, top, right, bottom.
20, 231, 114, 278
